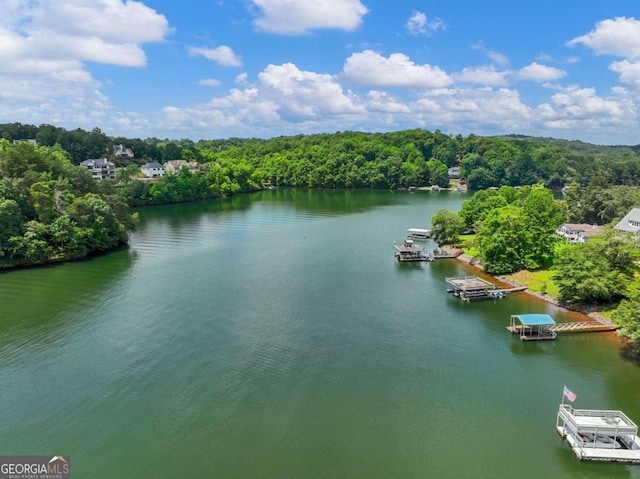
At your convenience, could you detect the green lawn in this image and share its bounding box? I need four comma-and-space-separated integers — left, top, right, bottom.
504, 269, 560, 298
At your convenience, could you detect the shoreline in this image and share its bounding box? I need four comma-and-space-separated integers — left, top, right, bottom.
440, 245, 614, 326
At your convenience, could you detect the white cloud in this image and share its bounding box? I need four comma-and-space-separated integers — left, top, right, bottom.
188, 45, 242, 67
405, 11, 446, 36
199, 79, 222, 87
30, 0, 170, 43
251, 0, 368, 35
535, 86, 635, 133
162, 63, 363, 135
515, 62, 567, 82
342, 50, 451, 88
488, 51, 509, 66
258, 63, 362, 120
568, 17, 640, 60
415, 88, 531, 128
0, 0, 170, 132
235, 73, 249, 85
610, 60, 640, 89
472, 42, 509, 66
453, 65, 509, 86
366, 91, 411, 114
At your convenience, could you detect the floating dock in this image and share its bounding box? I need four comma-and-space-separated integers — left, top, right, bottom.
557, 404, 640, 463
446, 276, 525, 301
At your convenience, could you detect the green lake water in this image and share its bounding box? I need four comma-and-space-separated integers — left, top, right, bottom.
1, 188, 639, 478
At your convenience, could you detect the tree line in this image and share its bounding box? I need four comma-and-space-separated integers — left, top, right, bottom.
4, 123, 640, 191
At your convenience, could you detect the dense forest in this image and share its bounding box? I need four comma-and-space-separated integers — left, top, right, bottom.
3, 122, 640, 193
0, 140, 132, 268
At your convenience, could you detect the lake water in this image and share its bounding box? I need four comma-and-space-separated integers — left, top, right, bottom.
1, 188, 639, 478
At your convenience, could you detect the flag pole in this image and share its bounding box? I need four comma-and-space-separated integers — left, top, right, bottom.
561, 385, 565, 405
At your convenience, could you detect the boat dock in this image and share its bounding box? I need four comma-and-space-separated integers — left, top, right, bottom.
406, 228, 431, 240
550, 321, 619, 333
446, 276, 526, 301
507, 314, 557, 341
557, 404, 640, 463
394, 239, 434, 262
508, 315, 618, 338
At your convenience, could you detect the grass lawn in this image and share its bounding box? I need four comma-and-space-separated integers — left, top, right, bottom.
504, 269, 560, 298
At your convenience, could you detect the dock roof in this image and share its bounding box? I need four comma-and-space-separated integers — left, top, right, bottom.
512, 314, 556, 326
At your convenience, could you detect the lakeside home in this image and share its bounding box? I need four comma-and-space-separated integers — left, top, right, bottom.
614, 208, 640, 235
80, 158, 116, 181
555, 223, 600, 244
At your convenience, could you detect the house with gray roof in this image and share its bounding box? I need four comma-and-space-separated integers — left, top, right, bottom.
80, 158, 116, 181
113, 144, 134, 159
141, 162, 165, 178
614, 208, 640, 235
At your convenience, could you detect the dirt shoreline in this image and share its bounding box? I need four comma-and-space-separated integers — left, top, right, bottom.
440, 245, 612, 325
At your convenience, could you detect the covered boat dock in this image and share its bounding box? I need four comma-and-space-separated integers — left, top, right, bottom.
557, 404, 640, 463
394, 239, 433, 262
507, 313, 557, 341
406, 228, 431, 240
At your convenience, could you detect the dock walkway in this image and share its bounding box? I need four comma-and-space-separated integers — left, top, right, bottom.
550, 321, 619, 333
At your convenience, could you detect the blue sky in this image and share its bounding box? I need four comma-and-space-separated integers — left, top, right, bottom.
2, 1, 640, 144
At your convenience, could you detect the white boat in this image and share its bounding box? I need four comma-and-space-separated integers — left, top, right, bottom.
406, 228, 431, 240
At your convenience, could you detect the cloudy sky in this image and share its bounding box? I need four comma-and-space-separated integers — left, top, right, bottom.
2, 0, 640, 144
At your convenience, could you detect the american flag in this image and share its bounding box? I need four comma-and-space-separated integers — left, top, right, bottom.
563, 386, 577, 402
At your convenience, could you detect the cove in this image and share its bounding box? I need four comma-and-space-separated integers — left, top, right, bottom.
0, 188, 639, 478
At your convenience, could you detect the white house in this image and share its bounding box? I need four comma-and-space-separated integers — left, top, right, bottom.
141, 162, 165, 178
614, 208, 640, 235
556, 223, 600, 244
80, 158, 116, 181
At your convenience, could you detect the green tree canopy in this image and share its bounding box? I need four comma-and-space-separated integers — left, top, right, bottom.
553, 230, 640, 304
430, 209, 464, 245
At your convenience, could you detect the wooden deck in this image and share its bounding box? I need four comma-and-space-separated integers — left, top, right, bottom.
506, 326, 557, 341
550, 321, 619, 333
446, 275, 495, 291
446, 276, 526, 301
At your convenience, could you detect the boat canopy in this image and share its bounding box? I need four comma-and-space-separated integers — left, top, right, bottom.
512, 314, 556, 326
407, 228, 430, 234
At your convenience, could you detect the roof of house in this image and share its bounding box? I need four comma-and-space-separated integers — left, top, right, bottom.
80, 158, 114, 166
614, 208, 640, 233
560, 223, 600, 236
141, 162, 164, 168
